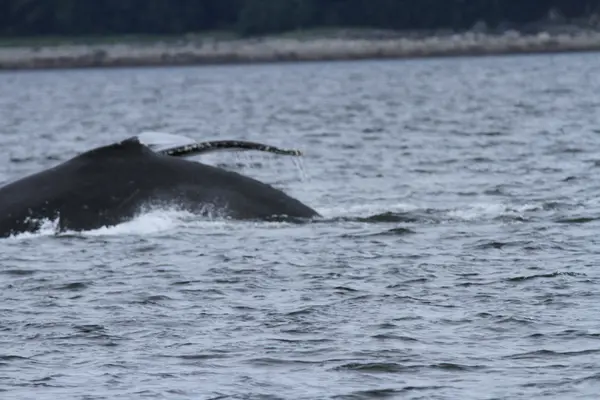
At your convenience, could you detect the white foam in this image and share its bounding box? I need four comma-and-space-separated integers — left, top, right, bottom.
78, 208, 303, 238
82, 208, 190, 236
4, 207, 229, 240
6, 218, 61, 240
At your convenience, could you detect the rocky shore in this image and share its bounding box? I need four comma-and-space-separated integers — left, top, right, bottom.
1, 28, 600, 70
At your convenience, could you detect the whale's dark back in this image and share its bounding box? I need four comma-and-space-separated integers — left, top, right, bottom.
0, 138, 319, 237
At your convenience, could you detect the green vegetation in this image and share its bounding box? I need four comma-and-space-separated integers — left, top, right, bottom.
1, 0, 598, 39
0, 31, 240, 48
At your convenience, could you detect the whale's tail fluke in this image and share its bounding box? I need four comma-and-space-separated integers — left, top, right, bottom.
136, 132, 302, 158
158, 140, 302, 157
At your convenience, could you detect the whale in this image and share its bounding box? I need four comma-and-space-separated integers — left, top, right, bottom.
0, 132, 319, 237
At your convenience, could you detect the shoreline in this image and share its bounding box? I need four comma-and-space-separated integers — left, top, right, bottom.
1, 29, 600, 70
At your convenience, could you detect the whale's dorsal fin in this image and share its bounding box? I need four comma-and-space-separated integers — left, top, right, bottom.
136, 132, 302, 158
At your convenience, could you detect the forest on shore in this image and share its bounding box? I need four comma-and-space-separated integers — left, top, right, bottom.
1, 0, 599, 38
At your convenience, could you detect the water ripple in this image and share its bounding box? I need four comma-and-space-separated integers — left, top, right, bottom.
1, 54, 600, 399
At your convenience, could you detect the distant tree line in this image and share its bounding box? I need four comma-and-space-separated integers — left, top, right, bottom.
1, 0, 599, 37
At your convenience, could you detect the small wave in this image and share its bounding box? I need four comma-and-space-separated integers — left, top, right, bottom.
170, 352, 230, 361
0, 268, 38, 276
323, 202, 538, 225
55, 282, 89, 291
371, 334, 419, 341
472, 240, 530, 250
554, 216, 598, 224
335, 362, 412, 373
358, 212, 430, 223
0, 355, 29, 361
527, 330, 600, 340
333, 386, 448, 399
506, 271, 584, 282
246, 357, 321, 366
133, 294, 174, 305
572, 372, 600, 385
446, 202, 536, 221
321, 199, 551, 225
507, 348, 600, 359
73, 324, 106, 333
335, 361, 481, 373
542, 201, 575, 210
318, 202, 419, 219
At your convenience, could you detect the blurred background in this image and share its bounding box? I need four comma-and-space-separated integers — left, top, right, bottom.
1, 0, 600, 69
1, 0, 599, 37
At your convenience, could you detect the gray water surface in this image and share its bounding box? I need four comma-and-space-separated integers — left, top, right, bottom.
2, 53, 600, 399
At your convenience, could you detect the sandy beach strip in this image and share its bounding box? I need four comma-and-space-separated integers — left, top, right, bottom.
1, 30, 600, 70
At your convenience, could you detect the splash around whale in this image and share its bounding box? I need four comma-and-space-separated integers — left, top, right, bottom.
0, 132, 320, 238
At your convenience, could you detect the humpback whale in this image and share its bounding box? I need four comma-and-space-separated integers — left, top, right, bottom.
0, 133, 319, 237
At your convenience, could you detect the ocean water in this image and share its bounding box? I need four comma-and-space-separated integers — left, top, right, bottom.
1, 53, 600, 399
